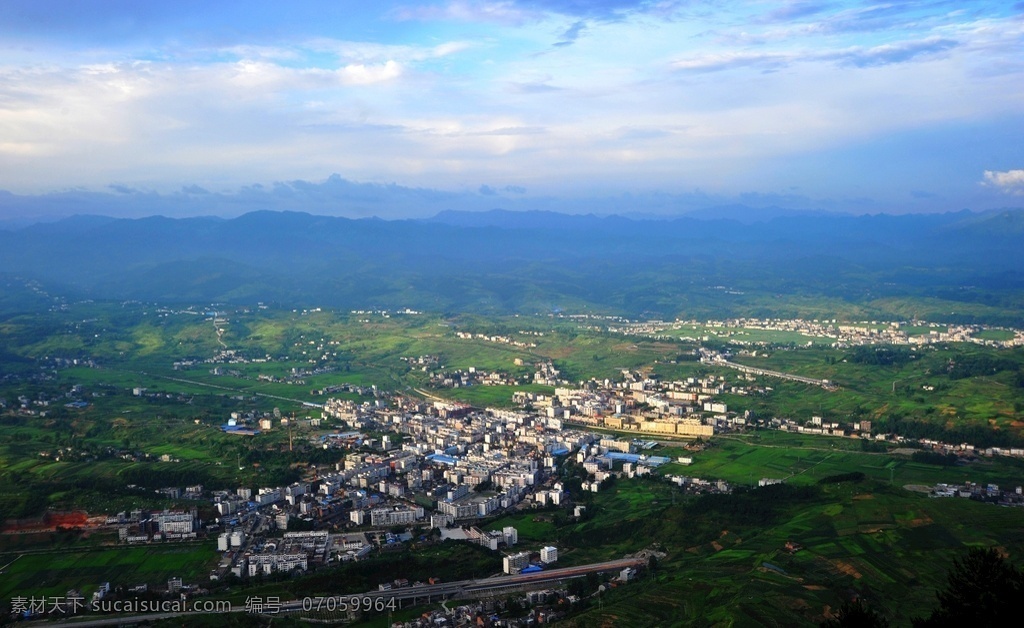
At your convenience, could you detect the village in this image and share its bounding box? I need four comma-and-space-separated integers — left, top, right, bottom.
104, 357, 1024, 604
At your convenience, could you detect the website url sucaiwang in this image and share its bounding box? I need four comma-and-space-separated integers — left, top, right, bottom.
91, 599, 233, 613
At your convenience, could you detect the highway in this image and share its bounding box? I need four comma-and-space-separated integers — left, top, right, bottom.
334, 557, 643, 601
134, 369, 325, 408
709, 357, 835, 388
271, 557, 645, 610
45, 557, 645, 626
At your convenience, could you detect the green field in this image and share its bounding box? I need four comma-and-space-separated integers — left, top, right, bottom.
430, 383, 556, 407
0, 543, 217, 600
659, 431, 1024, 489
729, 344, 1024, 438
557, 480, 1024, 627
3, 299, 1024, 625
666, 324, 835, 347
0, 303, 695, 523
974, 329, 1016, 341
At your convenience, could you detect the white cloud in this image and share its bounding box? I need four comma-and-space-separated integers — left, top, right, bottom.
220, 45, 302, 62
982, 169, 1024, 195
671, 36, 959, 73
336, 60, 403, 85
671, 51, 793, 72
305, 39, 474, 64
0, 3, 1021, 212
391, 1, 537, 26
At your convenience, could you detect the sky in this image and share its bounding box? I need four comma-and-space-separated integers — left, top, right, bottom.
1, 0, 1023, 221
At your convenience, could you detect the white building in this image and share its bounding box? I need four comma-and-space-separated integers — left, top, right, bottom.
152, 510, 197, 534
503, 551, 531, 574
247, 553, 307, 577
370, 505, 424, 527
503, 526, 518, 546
540, 546, 558, 564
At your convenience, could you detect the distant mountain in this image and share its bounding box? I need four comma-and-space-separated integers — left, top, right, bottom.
941, 208, 1024, 237
1, 208, 1022, 321
425, 209, 636, 231
682, 204, 849, 223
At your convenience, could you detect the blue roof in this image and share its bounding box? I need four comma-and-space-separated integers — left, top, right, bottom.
606, 452, 643, 463
551, 447, 570, 456
521, 565, 543, 573
603, 452, 670, 466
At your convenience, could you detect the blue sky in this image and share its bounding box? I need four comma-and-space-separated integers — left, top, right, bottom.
0, 0, 1022, 220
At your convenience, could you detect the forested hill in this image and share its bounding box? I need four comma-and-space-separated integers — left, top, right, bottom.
1, 208, 1022, 322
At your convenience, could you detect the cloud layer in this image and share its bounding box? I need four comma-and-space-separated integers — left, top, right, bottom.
0, 1, 1022, 217
984, 169, 1024, 195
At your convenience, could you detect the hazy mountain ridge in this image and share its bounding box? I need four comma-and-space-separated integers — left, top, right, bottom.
1, 209, 1022, 320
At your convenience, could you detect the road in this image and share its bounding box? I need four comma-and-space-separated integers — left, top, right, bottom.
44, 558, 644, 626
717, 434, 890, 456
135, 370, 324, 408
413, 387, 447, 402
709, 357, 834, 388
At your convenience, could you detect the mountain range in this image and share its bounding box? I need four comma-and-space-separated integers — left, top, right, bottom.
1, 208, 1022, 322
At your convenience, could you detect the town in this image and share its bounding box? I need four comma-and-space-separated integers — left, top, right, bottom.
3, 302, 1024, 626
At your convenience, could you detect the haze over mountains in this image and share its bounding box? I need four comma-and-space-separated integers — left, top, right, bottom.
0, 178, 910, 228
2, 208, 1023, 322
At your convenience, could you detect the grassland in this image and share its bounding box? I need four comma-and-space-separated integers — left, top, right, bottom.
430, 384, 555, 407
657, 430, 1024, 488
559, 480, 1024, 627
0, 303, 687, 523
0, 542, 218, 600
472, 435, 1024, 626
2, 301, 1022, 525
665, 324, 835, 347
974, 329, 1016, 341
866, 296, 1024, 326
730, 344, 1024, 439
3, 299, 1024, 625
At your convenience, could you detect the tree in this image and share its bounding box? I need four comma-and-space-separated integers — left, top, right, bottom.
913, 547, 1024, 626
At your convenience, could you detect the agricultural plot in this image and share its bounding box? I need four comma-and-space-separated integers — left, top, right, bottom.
974, 329, 1016, 341
432, 384, 555, 408
485, 513, 559, 543
729, 344, 1024, 434
663, 432, 1024, 488
0, 543, 217, 600
561, 481, 1024, 627
665, 325, 835, 347
3, 299, 1024, 626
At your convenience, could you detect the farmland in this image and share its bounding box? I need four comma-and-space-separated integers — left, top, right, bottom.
665, 324, 835, 347
657, 430, 1024, 488
1, 297, 1024, 625
0, 543, 217, 601
559, 479, 1024, 627
729, 343, 1024, 438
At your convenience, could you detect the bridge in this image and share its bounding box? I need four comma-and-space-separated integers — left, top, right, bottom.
708, 357, 835, 389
